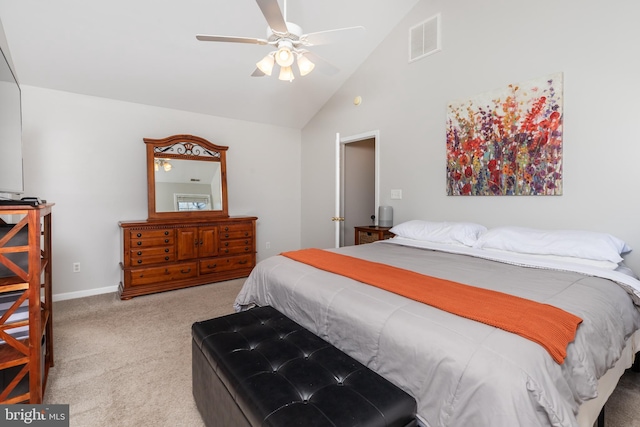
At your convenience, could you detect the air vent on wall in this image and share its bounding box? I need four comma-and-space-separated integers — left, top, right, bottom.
409, 14, 441, 63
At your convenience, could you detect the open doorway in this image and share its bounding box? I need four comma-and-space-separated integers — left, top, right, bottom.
335, 131, 380, 247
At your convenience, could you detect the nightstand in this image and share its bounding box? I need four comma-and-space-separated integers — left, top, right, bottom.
354, 225, 394, 245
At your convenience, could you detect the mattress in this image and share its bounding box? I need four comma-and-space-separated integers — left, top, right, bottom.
234, 240, 640, 427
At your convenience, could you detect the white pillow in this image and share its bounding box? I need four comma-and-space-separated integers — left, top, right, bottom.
473, 226, 631, 263
481, 248, 621, 270
389, 220, 487, 246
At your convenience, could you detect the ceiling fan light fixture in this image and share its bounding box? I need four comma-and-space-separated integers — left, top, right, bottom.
296, 53, 315, 76
256, 53, 275, 76
278, 65, 295, 82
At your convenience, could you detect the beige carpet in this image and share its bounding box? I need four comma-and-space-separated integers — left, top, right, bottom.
43, 279, 639, 427
43, 279, 245, 427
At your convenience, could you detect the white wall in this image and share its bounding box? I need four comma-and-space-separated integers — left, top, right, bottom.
21, 86, 301, 300
0, 18, 15, 79
301, 0, 640, 272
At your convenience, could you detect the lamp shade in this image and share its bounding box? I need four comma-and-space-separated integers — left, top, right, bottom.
275, 46, 294, 67
296, 54, 315, 76
278, 66, 295, 82
256, 54, 275, 76
378, 206, 393, 227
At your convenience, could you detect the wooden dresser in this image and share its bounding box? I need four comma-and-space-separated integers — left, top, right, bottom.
119, 216, 256, 299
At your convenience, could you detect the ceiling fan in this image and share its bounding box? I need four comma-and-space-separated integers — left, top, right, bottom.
196, 0, 365, 82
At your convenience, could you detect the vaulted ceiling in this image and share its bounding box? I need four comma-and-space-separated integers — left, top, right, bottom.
0, 0, 419, 129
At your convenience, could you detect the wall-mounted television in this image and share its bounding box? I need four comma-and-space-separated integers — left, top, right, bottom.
0, 45, 23, 195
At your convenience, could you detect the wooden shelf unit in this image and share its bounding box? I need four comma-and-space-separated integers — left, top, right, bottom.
0, 203, 54, 404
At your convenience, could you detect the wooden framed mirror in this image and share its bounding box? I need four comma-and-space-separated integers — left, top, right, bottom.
145, 134, 229, 220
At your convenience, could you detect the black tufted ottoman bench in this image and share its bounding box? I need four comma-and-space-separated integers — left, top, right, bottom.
192, 305, 417, 427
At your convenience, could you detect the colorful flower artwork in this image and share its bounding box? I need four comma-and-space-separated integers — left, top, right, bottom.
446, 73, 563, 196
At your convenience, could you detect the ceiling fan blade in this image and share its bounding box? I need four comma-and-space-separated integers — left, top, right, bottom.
303, 51, 339, 76
196, 34, 268, 45
255, 0, 288, 34
300, 26, 365, 46
251, 68, 266, 77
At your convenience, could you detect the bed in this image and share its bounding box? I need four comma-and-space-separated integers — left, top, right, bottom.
234, 222, 640, 427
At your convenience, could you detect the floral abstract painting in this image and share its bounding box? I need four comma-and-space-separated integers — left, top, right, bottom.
446, 73, 563, 196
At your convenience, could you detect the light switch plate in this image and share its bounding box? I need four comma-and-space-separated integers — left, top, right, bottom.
391, 189, 402, 200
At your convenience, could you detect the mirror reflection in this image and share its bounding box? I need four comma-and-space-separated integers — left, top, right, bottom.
154, 158, 222, 213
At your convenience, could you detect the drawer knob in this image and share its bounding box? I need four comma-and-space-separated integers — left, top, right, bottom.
137, 251, 142, 256
164, 248, 169, 253
136, 233, 142, 238
224, 234, 229, 238
137, 260, 142, 264
224, 226, 229, 231
207, 264, 217, 269
137, 241, 142, 246
181, 268, 191, 274
244, 247, 249, 251
239, 260, 248, 265
244, 232, 249, 236
164, 231, 169, 235
224, 242, 229, 247
165, 239, 169, 243
165, 256, 169, 261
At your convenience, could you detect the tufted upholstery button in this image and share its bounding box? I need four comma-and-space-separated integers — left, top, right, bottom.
192, 305, 417, 427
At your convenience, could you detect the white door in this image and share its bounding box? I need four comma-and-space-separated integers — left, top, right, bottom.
334, 131, 380, 248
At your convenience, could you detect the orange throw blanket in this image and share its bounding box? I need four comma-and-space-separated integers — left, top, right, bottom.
281, 248, 582, 364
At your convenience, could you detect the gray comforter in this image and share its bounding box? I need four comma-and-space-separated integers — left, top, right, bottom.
234, 242, 640, 427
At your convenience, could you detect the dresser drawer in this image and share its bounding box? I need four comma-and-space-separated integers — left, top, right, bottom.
358, 231, 380, 244
199, 254, 254, 275
354, 226, 394, 245
129, 247, 175, 266
128, 229, 173, 240
127, 262, 197, 286
130, 236, 174, 247
219, 223, 253, 240
218, 238, 253, 255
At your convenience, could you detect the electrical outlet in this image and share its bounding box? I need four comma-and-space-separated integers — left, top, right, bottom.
266, 242, 271, 249
73, 262, 80, 273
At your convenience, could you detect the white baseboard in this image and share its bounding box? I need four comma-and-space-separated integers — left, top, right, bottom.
53, 285, 118, 302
